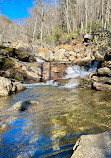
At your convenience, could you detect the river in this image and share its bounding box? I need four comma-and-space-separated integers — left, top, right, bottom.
0, 65, 111, 158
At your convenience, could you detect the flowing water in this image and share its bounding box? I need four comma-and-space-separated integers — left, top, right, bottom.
0, 64, 111, 158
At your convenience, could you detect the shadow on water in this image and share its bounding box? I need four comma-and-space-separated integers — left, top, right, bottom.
0, 86, 111, 158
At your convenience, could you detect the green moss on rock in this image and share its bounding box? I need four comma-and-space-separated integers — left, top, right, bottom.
5, 47, 14, 52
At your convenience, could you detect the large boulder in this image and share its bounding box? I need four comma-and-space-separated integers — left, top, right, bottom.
76, 56, 92, 67
54, 49, 66, 61
97, 67, 111, 76
92, 76, 111, 84
0, 45, 35, 62
93, 50, 104, 61
71, 131, 111, 158
13, 82, 26, 91
92, 82, 111, 91
104, 51, 111, 61
54, 44, 74, 52
0, 77, 26, 96
37, 47, 53, 61
0, 77, 12, 96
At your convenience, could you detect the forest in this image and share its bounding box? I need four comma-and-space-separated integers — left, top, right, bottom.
0, 0, 111, 46
26, 0, 111, 45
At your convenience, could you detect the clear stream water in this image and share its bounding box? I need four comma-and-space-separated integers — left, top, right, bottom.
0, 65, 111, 158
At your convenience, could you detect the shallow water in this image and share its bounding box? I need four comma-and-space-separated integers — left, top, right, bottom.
0, 85, 111, 158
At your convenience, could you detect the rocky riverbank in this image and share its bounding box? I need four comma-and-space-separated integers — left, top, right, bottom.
91, 51, 111, 91
0, 35, 111, 92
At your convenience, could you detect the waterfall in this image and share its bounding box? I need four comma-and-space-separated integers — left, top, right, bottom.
24, 60, 99, 89
61, 60, 99, 89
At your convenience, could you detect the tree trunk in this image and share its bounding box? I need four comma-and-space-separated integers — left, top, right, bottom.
65, 0, 71, 34
32, 16, 37, 54
102, 0, 104, 30
85, 0, 88, 33
40, 21, 43, 46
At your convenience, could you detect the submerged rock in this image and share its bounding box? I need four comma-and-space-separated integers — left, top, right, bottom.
71, 131, 111, 158
9, 100, 39, 111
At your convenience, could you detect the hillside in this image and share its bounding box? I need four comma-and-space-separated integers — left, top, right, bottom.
0, 14, 27, 44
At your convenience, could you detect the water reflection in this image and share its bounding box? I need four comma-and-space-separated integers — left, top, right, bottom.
0, 86, 111, 158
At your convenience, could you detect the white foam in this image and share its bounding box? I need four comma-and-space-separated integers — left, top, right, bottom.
35, 57, 45, 63
24, 83, 45, 88
61, 61, 98, 89
46, 80, 58, 86
24, 80, 58, 88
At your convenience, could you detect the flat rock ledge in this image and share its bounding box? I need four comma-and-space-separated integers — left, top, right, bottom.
71, 131, 111, 158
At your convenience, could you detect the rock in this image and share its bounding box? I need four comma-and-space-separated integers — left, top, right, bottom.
102, 61, 111, 67
0, 45, 35, 62
0, 49, 9, 56
92, 82, 111, 91
0, 77, 12, 96
13, 82, 26, 91
92, 76, 111, 84
90, 46, 111, 92
97, 67, 111, 76
9, 100, 39, 111
71, 131, 111, 158
13, 50, 35, 62
69, 56, 76, 61
54, 44, 74, 52
104, 51, 111, 61
93, 50, 104, 61
77, 56, 92, 67
69, 51, 76, 57
0, 77, 26, 96
11, 40, 30, 50
37, 47, 53, 61
0, 56, 14, 70
54, 49, 66, 61
84, 34, 93, 42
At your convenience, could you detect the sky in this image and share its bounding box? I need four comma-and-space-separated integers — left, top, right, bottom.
0, 0, 34, 21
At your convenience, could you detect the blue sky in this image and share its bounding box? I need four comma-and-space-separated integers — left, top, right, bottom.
0, 0, 34, 21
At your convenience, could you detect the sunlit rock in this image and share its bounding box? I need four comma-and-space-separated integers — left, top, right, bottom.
97, 67, 111, 76
71, 131, 111, 158
0, 77, 26, 96
93, 82, 111, 91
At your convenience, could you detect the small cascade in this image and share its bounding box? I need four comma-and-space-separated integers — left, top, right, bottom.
35, 57, 45, 63
24, 80, 58, 88
61, 60, 99, 89
46, 80, 58, 86
89, 60, 99, 72
24, 60, 99, 89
